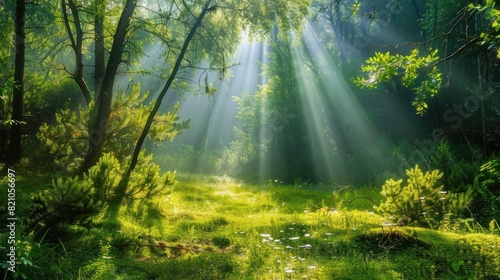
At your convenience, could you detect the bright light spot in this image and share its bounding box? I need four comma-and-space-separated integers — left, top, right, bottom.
239, 29, 250, 45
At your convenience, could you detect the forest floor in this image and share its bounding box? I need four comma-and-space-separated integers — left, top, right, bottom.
3, 173, 500, 279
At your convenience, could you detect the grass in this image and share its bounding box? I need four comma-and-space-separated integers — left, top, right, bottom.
2, 173, 500, 279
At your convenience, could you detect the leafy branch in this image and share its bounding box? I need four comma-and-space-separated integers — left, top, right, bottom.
353, 49, 442, 115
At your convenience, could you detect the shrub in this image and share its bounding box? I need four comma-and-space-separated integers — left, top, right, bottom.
377, 165, 471, 227
471, 158, 500, 224
26, 151, 176, 239
448, 160, 479, 193
26, 177, 101, 238
85, 152, 176, 203
430, 141, 454, 189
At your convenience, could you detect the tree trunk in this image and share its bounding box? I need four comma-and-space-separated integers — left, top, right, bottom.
81, 0, 137, 173
123, 0, 214, 182
62, 0, 92, 105
94, 0, 105, 102
7, 0, 26, 165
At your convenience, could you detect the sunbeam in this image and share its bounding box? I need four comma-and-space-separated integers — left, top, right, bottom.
298, 21, 395, 183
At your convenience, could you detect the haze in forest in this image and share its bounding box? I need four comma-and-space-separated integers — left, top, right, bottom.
2, 0, 500, 279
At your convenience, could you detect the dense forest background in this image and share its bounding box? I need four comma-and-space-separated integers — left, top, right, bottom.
1, 0, 500, 223
2, 0, 500, 279
1, 0, 500, 184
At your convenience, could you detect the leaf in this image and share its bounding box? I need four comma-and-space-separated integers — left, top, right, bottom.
451, 260, 463, 273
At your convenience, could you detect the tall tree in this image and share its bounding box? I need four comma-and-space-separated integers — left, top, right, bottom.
94, 0, 105, 100
124, 0, 214, 181
81, 0, 138, 172
0, 1, 14, 162
7, 0, 26, 165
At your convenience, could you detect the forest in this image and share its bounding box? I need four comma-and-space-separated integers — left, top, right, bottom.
1, 0, 500, 279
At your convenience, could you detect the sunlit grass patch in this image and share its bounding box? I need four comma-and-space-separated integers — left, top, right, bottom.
115, 252, 242, 280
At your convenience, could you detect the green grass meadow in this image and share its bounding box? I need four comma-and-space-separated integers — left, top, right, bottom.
2, 173, 500, 279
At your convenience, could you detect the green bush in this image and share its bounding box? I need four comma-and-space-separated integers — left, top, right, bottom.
26, 177, 101, 238
471, 158, 500, 224
25, 150, 176, 241
430, 141, 454, 189
377, 165, 471, 227
87, 152, 176, 203
448, 160, 479, 193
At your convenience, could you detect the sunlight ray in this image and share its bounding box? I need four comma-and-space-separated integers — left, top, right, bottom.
295, 22, 394, 183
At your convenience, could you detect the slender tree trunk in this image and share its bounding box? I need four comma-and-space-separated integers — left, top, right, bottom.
81, 0, 137, 173
94, 0, 105, 102
62, 0, 92, 105
7, 0, 26, 165
122, 0, 213, 183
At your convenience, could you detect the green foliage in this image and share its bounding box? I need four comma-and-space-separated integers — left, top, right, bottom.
0, 230, 73, 279
86, 153, 122, 202
27, 78, 84, 124
448, 160, 479, 193
430, 141, 455, 189
154, 139, 222, 174
0, 3, 13, 132
354, 49, 442, 115
25, 150, 175, 239
37, 84, 188, 173
219, 39, 314, 182
126, 152, 177, 200
37, 102, 92, 172
470, 0, 500, 58
212, 236, 231, 251
27, 177, 101, 237
377, 165, 471, 227
0, 5, 13, 65
471, 158, 500, 223
87, 152, 176, 202
217, 90, 265, 176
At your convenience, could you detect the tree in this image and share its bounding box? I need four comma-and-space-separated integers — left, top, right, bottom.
0, 1, 14, 162
6, 0, 26, 165
123, 0, 216, 183
220, 38, 315, 182
80, 0, 138, 172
